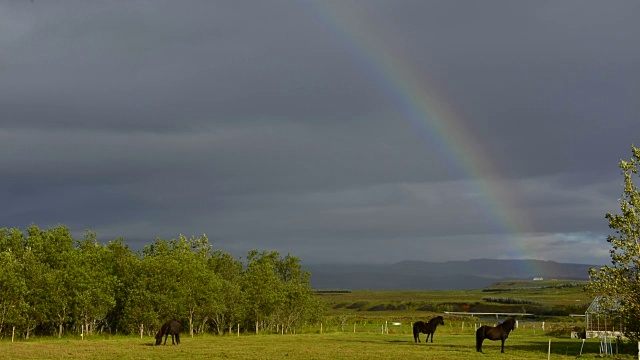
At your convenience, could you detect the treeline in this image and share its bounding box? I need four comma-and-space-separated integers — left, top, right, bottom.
482, 297, 542, 306
482, 283, 584, 292
0, 225, 325, 339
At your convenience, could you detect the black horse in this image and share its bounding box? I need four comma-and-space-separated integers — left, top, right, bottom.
476, 317, 516, 353
155, 320, 181, 346
413, 316, 445, 343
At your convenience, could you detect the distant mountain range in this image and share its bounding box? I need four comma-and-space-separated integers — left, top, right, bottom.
305, 259, 597, 290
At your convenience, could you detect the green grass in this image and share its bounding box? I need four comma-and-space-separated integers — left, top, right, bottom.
1, 331, 633, 360
319, 281, 592, 318
2, 282, 612, 359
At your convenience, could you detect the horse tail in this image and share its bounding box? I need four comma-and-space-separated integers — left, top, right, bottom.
476, 326, 484, 352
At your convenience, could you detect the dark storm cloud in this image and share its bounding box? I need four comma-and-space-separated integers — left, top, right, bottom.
1, 0, 638, 265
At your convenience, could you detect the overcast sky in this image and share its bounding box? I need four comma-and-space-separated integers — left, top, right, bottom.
2, 1, 638, 265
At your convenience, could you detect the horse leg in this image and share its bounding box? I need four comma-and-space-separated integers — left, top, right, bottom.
501, 338, 505, 353
176, 333, 180, 345
429, 332, 433, 343
171, 334, 175, 345
163, 333, 168, 345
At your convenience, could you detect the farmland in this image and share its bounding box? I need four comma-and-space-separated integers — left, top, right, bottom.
0, 330, 633, 360
319, 279, 592, 322
3, 279, 636, 359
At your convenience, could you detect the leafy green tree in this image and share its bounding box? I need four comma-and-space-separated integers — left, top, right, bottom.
19, 252, 50, 338
0, 227, 26, 254
120, 259, 157, 336
242, 250, 284, 334
21, 227, 56, 339
209, 279, 244, 334
274, 254, 325, 333
26, 225, 75, 337
0, 228, 27, 337
587, 145, 640, 341
0, 250, 26, 338
172, 234, 220, 337
138, 239, 173, 332
103, 238, 140, 334
208, 251, 245, 334
0, 224, 325, 338
71, 231, 116, 336
49, 268, 73, 338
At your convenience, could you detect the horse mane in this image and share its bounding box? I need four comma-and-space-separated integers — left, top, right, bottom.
499, 318, 516, 330
428, 315, 444, 324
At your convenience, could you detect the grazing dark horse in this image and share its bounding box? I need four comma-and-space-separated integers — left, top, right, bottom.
155, 320, 181, 346
413, 316, 445, 343
476, 318, 516, 353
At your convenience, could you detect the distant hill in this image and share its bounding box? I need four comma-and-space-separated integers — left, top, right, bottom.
305, 259, 596, 290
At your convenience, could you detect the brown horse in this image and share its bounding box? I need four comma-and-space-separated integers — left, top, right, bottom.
476, 318, 516, 353
155, 320, 181, 345
413, 316, 445, 343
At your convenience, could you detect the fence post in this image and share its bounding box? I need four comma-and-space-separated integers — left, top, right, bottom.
547, 339, 551, 360
12, 326, 15, 343
140, 324, 143, 339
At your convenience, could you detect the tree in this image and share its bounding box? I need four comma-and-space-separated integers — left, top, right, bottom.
103, 238, 140, 334
273, 254, 325, 333
208, 251, 245, 334
171, 234, 220, 337
120, 258, 157, 336
0, 225, 325, 337
139, 238, 177, 327
20, 249, 50, 339
0, 250, 26, 338
242, 250, 284, 334
71, 231, 116, 336
0, 228, 27, 338
27, 225, 75, 337
587, 145, 640, 341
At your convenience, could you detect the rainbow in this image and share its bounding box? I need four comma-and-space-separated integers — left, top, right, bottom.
302, 2, 539, 266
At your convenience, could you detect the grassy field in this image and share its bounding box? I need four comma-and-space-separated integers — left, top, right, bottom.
4, 281, 628, 359
320, 280, 592, 306
1, 331, 633, 360
319, 280, 592, 323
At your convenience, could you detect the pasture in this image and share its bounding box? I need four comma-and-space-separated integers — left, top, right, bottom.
3, 282, 633, 359
321, 280, 593, 314
319, 281, 592, 327
0, 330, 631, 360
